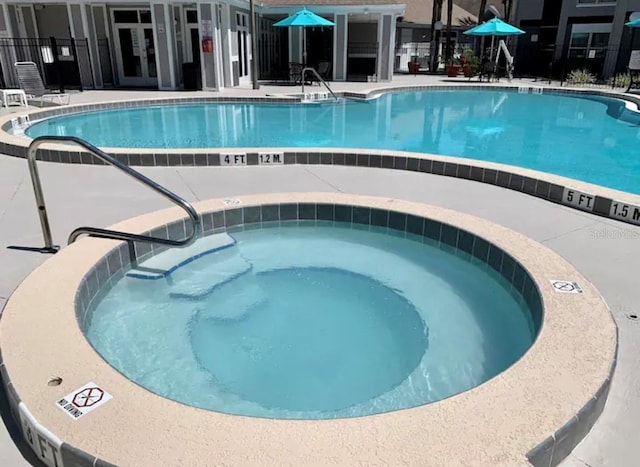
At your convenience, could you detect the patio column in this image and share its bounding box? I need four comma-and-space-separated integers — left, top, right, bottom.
197, 2, 221, 91
377, 13, 394, 81
0, 4, 18, 87
290, 27, 302, 63
151, 2, 177, 90
220, 2, 232, 87
333, 14, 347, 81
67, 3, 101, 89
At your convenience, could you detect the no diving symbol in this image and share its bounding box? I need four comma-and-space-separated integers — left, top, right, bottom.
72, 387, 104, 408
551, 280, 582, 294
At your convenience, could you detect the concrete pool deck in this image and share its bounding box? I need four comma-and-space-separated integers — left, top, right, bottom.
0, 77, 639, 466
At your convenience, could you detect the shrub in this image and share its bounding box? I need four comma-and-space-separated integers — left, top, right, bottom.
608, 73, 631, 89
462, 48, 480, 67
567, 68, 597, 86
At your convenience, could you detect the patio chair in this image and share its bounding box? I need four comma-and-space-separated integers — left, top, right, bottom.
289, 62, 303, 85
317, 61, 332, 80
478, 60, 497, 82
14, 61, 70, 106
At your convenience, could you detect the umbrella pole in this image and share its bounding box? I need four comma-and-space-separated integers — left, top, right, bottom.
489, 35, 495, 61
303, 27, 307, 67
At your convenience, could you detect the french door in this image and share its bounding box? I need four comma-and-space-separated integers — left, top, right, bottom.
236, 12, 250, 82
112, 9, 158, 87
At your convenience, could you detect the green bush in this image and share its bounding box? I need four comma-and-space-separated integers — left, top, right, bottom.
567, 68, 597, 86
608, 73, 631, 88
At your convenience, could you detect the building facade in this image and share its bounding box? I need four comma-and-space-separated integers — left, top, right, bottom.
0, 0, 403, 91
514, 0, 640, 78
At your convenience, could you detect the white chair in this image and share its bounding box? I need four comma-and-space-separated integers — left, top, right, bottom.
0, 89, 28, 108
14, 61, 70, 106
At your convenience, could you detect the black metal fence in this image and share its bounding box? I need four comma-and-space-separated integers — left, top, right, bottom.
513, 42, 631, 85
0, 37, 100, 91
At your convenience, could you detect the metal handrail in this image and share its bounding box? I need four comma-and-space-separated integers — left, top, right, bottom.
18, 135, 201, 254
301, 67, 339, 101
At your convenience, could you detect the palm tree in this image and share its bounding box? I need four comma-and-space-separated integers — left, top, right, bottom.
429, 0, 444, 71
502, 0, 514, 22
477, 0, 488, 56
445, 0, 454, 63
478, 0, 488, 23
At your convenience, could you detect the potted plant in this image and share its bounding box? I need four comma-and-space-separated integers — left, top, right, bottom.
408, 60, 420, 74
408, 53, 421, 75
462, 48, 480, 78
446, 56, 461, 77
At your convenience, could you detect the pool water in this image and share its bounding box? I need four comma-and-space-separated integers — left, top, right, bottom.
26, 90, 640, 194
85, 222, 535, 419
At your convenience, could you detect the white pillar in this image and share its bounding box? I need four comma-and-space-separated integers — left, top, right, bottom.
333, 14, 348, 81
151, 2, 177, 89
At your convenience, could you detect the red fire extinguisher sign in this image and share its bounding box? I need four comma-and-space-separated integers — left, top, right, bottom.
202, 37, 213, 53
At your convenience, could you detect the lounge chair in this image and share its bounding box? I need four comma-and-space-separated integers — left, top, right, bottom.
14, 61, 70, 106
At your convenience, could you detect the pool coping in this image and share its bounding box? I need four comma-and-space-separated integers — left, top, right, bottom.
0, 84, 639, 229
0, 193, 617, 466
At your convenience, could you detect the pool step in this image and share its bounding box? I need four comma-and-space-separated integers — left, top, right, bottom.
169, 253, 252, 300
126, 233, 236, 280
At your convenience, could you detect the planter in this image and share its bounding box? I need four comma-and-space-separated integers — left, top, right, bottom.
463, 65, 478, 78
447, 64, 461, 77
408, 61, 420, 74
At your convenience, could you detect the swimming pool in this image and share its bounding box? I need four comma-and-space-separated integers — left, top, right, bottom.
25, 89, 640, 194
86, 221, 536, 419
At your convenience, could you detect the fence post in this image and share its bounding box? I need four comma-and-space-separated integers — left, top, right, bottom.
84, 39, 95, 89
70, 37, 83, 92
50, 37, 65, 94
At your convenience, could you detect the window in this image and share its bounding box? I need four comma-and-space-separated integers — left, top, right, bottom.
567, 24, 610, 60
113, 10, 151, 24
114, 10, 139, 23
186, 10, 198, 24
139, 10, 152, 24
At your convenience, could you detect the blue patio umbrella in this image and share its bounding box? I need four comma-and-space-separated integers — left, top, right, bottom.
626, 18, 640, 28
274, 8, 335, 65
464, 17, 525, 61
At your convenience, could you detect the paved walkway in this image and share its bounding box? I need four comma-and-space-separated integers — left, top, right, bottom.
1, 80, 638, 466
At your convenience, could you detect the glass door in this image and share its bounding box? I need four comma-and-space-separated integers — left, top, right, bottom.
112, 9, 158, 87
236, 13, 250, 82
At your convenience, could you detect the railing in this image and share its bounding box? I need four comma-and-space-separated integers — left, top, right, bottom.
300, 67, 338, 101
8, 136, 201, 254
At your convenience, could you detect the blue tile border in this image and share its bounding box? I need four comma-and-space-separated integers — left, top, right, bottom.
74, 202, 545, 338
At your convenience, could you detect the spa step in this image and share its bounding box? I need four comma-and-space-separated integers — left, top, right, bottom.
190, 283, 267, 322
169, 254, 252, 300
126, 233, 236, 280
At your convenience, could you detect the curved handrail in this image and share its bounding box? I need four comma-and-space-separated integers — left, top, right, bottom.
26, 136, 201, 251
301, 67, 339, 101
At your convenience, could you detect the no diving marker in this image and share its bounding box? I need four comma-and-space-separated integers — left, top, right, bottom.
550, 280, 583, 294
56, 382, 112, 420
